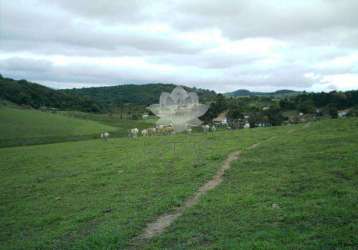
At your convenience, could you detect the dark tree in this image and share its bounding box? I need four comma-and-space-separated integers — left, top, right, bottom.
328, 104, 338, 119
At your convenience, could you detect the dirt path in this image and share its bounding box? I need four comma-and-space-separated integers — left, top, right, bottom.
134, 142, 260, 242
129, 125, 310, 247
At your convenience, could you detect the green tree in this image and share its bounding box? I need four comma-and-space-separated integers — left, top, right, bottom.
328, 104, 338, 119
298, 100, 316, 114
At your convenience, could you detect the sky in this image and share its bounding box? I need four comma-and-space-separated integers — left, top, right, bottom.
1, 0, 358, 93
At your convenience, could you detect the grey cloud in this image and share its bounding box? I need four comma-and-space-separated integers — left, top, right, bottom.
1, 0, 358, 92
149, 52, 262, 70
0, 1, 201, 56
0, 57, 53, 72
0, 56, 317, 92
172, 0, 358, 40
51, 0, 157, 24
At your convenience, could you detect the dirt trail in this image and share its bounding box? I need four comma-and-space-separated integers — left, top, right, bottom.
135, 143, 260, 241
130, 125, 310, 246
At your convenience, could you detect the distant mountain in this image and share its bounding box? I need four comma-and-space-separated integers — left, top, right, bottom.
61, 84, 217, 106
0, 75, 103, 112
225, 89, 301, 98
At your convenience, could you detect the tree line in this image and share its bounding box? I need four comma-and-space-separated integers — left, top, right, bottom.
0, 75, 103, 112
202, 90, 358, 128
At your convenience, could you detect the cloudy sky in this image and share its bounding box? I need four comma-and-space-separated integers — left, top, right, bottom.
1, 0, 358, 92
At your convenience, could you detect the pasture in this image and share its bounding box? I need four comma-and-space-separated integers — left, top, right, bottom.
60, 111, 157, 137
0, 107, 116, 147
0, 117, 357, 249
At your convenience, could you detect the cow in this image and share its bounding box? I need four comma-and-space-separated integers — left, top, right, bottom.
100, 132, 110, 141
156, 125, 165, 135
147, 127, 157, 136
163, 126, 175, 135
130, 128, 139, 138
186, 127, 192, 134
211, 125, 216, 132
156, 125, 174, 135
202, 124, 210, 133
141, 129, 148, 137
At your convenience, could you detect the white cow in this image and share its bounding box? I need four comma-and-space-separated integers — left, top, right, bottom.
186, 127, 192, 134
147, 127, 156, 136
156, 125, 174, 135
156, 125, 164, 135
202, 124, 210, 133
130, 128, 139, 138
100, 132, 110, 141
163, 125, 175, 135
141, 129, 148, 136
211, 125, 216, 132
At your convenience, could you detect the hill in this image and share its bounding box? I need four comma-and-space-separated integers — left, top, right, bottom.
225, 89, 300, 98
0, 74, 217, 113
0, 75, 103, 112
61, 83, 217, 106
0, 106, 116, 147
0, 118, 357, 249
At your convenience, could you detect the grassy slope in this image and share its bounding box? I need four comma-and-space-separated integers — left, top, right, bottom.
60, 111, 157, 137
146, 118, 358, 249
0, 107, 116, 147
0, 118, 357, 249
0, 126, 279, 249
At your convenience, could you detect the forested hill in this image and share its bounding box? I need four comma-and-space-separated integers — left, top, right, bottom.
0, 75, 217, 112
0, 75, 103, 112
61, 84, 217, 106
225, 89, 300, 97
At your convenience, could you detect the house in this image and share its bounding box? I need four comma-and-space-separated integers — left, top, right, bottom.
213, 111, 228, 125
338, 109, 349, 118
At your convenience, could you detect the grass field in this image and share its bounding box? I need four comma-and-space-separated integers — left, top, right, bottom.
0, 107, 116, 147
0, 117, 357, 249
145, 119, 358, 249
60, 111, 157, 137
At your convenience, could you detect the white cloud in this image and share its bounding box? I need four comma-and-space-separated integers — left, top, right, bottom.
0, 0, 358, 92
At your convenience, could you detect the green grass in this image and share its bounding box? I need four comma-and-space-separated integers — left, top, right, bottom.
145, 118, 358, 249
0, 125, 280, 249
0, 107, 116, 147
60, 111, 157, 137
0, 118, 357, 249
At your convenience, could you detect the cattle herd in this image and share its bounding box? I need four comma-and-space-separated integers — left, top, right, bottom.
100, 124, 218, 140
128, 124, 218, 138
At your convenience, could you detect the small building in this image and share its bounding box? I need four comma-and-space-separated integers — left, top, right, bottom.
213, 111, 228, 125
262, 106, 270, 111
